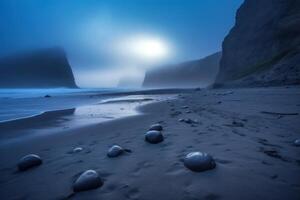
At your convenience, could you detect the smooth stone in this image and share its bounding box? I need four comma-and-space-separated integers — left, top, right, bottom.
294, 139, 300, 146
149, 124, 163, 131
73, 147, 83, 153
145, 130, 164, 144
184, 152, 216, 172
18, 154, 42, 171
73, 170, 103, 192
107, 145, 124, 157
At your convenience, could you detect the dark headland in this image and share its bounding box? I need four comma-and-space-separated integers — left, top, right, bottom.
0, 47, 77, 88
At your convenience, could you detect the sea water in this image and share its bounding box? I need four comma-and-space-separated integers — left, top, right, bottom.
0, 88, 128, 122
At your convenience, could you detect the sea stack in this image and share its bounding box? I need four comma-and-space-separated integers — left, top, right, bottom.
0, 47, 77, 88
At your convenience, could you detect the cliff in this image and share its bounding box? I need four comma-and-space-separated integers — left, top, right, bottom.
214, 0, 300, 87
143, 52, 221, 88
0, 47, 77, 88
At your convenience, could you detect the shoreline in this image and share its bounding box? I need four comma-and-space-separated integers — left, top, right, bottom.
0, 92, 175, 146
0, 86, 299, 200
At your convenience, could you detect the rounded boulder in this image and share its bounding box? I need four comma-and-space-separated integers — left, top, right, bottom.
145, 130, 164, 144
184, 152, 216, 172
73, 170, 103, 192
18, 154, 42, 171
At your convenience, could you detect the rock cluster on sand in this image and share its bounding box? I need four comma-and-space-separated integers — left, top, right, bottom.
184, 152, 216, 172
149, 124, 163, 131
145, 130, 164, 144
107, 145, 127, 157
18, 154, 42, 171
73, 170, 103, 192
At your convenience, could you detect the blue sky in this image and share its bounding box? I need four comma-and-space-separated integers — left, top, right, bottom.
0, 0, 243, 87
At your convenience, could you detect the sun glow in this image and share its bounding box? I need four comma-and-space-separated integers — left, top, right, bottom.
120, 35, 170, 61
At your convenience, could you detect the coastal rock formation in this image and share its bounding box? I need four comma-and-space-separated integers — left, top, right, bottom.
215, 0, 300, 87
0, 47, 77, 88
143, 52, 221, 88
18, 154, 42, 171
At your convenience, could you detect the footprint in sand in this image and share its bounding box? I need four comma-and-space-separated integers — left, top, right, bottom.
125, 187, 140, 200
132, 161, 153, 176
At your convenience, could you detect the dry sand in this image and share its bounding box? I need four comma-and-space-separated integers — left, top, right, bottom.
0, 86, 300, 200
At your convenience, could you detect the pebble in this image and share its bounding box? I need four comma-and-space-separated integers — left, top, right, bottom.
149, 124, 163, 131
18, 154, 42, 171
294, 139, 300, 146
73, 147, 83, 153
107, 145, 125, 157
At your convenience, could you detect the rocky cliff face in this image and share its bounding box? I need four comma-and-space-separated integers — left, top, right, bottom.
0, 47, 77, 88
215, 0, 300, 87
143, 52, 221, 88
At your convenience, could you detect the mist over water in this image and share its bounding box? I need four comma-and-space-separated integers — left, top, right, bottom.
0, 0, 243, 88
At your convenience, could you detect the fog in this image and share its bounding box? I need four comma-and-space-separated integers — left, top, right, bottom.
0, 0, 243, 87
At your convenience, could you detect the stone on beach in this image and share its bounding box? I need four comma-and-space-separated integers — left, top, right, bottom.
18, 154, 42, 171
145, 130, 164, 144
73, 147, 83, 153
184, 152, 216, 172
294, 139, 300, 146
107, 145, 125, 157
149, 124, 163, 131
73, 170, 103, 192
179, 118, 198, 124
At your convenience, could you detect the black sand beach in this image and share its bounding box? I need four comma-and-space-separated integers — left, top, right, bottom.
0, 87, 299, 200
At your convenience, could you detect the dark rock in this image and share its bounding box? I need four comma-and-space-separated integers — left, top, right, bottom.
184, 152, 216, 172
107, 145, 125, 157
145, 130, 164, 144
44, 95, 51, 98
232, 121, 244, 127
18, 154, 42, 171
181, 118, 198, 124
73, 147, 83, 153
73, 170, 103, 192
294, 139, 300, 146
149, 124, 163, 131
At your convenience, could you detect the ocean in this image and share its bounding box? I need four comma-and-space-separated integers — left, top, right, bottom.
0, 88, 128, 122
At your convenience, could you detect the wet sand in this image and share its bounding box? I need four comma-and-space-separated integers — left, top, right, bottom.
0, 86, 299, 200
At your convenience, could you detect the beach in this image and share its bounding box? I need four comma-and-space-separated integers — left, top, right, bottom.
0, 86, 300, 200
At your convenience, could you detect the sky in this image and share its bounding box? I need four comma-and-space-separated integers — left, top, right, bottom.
0, 0, 243, 87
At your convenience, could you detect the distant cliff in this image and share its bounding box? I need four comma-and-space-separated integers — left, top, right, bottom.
0, 47, 77, 88
215, 0, 300, 87
143, 52, 221, 88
